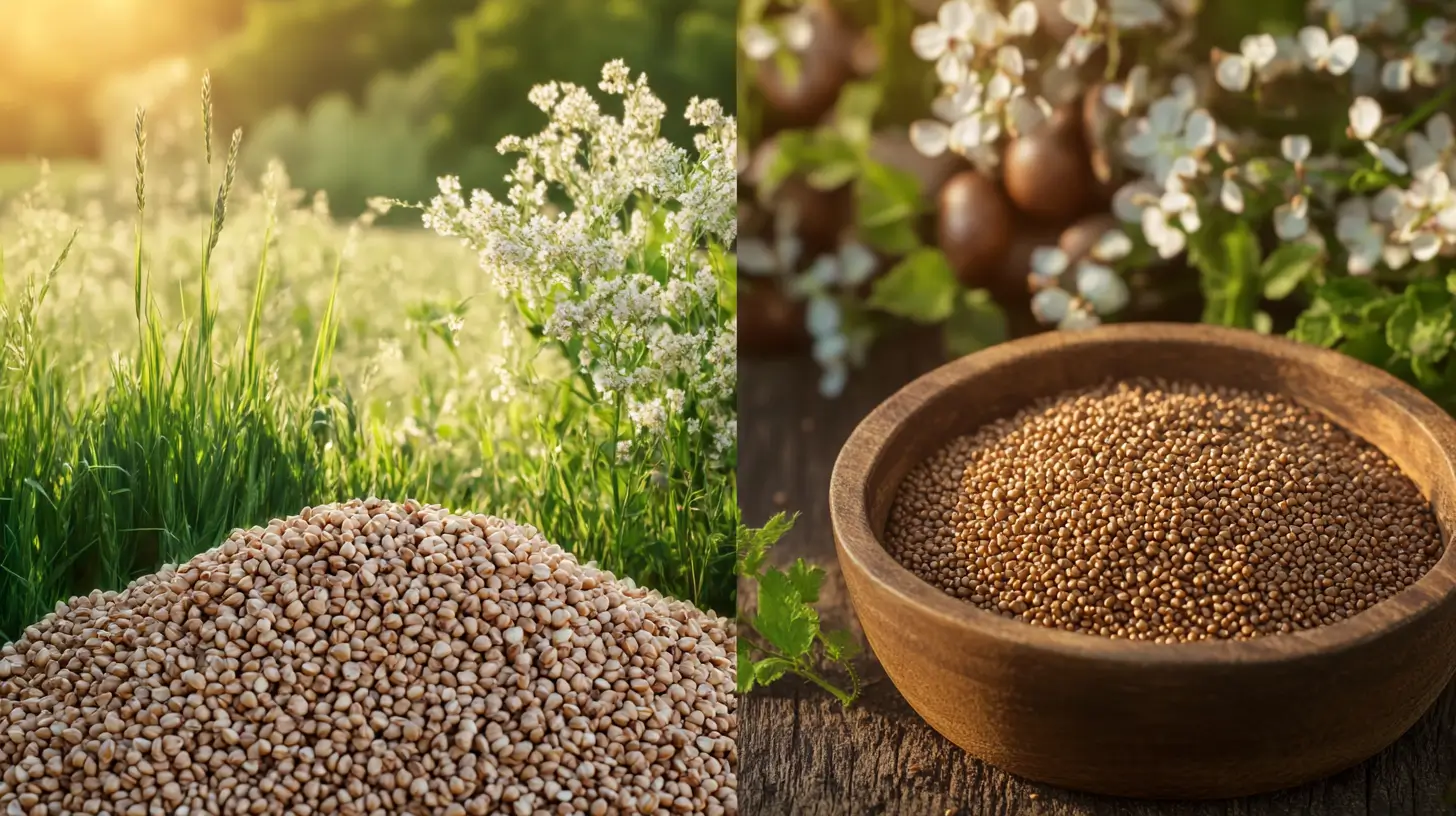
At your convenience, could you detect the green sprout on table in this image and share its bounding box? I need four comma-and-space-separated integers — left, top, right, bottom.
737, 513, 862, 707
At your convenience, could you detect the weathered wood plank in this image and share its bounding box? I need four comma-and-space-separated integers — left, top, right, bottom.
738, 331, 1456, 815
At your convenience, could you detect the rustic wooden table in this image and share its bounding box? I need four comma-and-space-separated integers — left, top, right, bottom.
738, 330, 1456, 816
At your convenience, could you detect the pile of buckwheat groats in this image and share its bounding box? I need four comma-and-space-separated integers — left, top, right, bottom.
0, 499, 736, 816
885, 379, 1444, 642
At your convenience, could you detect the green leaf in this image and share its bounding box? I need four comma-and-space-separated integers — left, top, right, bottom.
1193, 221, 1261, 328
943, 288, 1007, 357
1291, 308, 1341, 347
1253, 311, 1273, 335
1339, 324, 1394, 366
1410, 310, 1454, 362
754, 657, 796, 686
754, 567, 819, 658
1319, 277, 1386, 314
856, 160, 922, 229
737, 512, 796, 577
1387, 300, 1418, 355
807, 161, 861, 191
859, 218, 922, 255
786, 559, 825, 605
867, 248, 958, 323
1260, 242, 1323, 300
834, 81, 884, 148
821, 629, 862, 661
737, 639, 757, 694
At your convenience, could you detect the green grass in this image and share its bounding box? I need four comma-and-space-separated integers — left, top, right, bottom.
0, 118, 734, 643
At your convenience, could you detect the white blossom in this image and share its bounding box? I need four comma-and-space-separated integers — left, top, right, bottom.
1275, 194, 1310, 240
1123, 97, 1217, 188
1214, 34, 1279, 92
1297, 26, 1360, 75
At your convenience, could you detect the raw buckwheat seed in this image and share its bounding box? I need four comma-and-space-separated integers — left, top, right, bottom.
0, 499, 736, 816
885, 379, 1444, 642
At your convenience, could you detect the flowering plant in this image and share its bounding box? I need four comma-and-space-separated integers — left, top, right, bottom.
742, 0, 1456, 407
423, 61, 738, 610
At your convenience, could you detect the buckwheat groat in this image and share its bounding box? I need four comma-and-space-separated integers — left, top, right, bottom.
0, 499, 736, 816
885, 379, 1442, 642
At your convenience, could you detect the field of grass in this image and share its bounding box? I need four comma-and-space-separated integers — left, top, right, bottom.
0, 112, 736, 641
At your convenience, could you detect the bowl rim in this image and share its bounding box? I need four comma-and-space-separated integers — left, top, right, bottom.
830, 322, 1456, 666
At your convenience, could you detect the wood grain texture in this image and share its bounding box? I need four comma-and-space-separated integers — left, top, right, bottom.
739, 328, 1456, 815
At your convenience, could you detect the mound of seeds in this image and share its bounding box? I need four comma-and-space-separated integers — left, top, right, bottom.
886, 379, 1444, 642
0, 499, 736, 816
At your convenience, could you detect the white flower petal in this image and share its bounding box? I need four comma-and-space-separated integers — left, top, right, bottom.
1108, 0, 1165, 28
1281, 134, 1312, 164
1348, 97, 1383, 141
1412, 233, 1443, 261
1007, 1, 1039, 36
909, 120, 952, 157
1076, 263, 1130, 314
806, 296, 842, 336
1366, 141, 1409, 175
1405, 133, 1440, 177
1274, 201, 1309, 241
1429, 113, 1454, 152
1123, 126, 1160, 158
950, 115, 987, 149
1384, 242, 1412, 270
1326, 35, 1360, 75
1030, 247, 1070, 280
1031, 287, 1073, 324
1220, 177, 1245, 213
819, 365, 848, 398
1091, 230, 1133, 262
1058, 306, 1102, 330
1183, 109, 1217, 151
1059, 0, 1098, 29
1241, 34, 1278, 69
1298, 26, 1331, 63
939, 0, 977, 36
737, 238, 779, 275
936, 53, 970, 85
1382, 59, 1413, 91
912, 23, 952, 61
1215, 57, 1252, 92
742, 25, 779, 61
840, 243, 878, 286
997, 46, 1026, 77
782, 12, 815, 51
1113, 181, 1158, 223
1147, 97, 1187, 136
1372, 186, 1403, 221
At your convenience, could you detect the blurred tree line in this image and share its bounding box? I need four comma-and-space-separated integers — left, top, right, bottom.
0, 0, 735, 212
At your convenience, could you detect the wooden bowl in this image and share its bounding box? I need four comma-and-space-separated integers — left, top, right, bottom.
829, 323, 1456, 798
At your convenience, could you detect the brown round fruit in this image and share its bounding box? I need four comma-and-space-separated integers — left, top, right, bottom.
937, 171, 1014, 288
1003, 105, 1095, 224
739, 278, 809, 356
1059, 212, 1119, 262
754, 0, 855, 128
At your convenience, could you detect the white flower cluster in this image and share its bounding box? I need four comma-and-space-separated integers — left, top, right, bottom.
907, 0, 1048, 172
424, 61, 737, 457
1028, 230, 1134, 329
738, 206, 876, 397
1336, 105, 1456, 271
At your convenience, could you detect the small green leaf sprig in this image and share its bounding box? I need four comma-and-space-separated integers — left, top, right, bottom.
736, 513, 862, 707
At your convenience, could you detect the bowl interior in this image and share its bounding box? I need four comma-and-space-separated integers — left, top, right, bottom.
843, 324, 1456, 661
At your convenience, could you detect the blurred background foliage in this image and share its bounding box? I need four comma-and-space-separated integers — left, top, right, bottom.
0, 0, 736, 214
